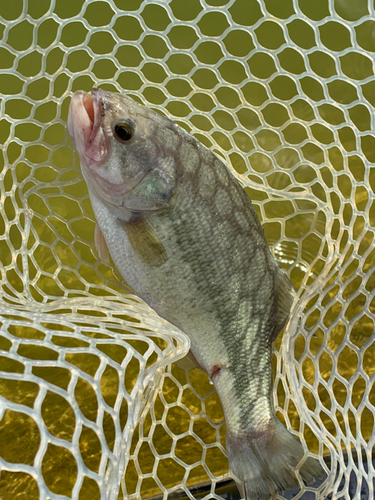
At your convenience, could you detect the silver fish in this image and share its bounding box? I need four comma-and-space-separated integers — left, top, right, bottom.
68, 88, 323, 499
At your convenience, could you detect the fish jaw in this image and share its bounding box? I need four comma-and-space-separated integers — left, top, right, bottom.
68, 89, 108, 168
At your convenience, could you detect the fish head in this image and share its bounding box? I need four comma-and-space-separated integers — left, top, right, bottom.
68, 88, 180, 217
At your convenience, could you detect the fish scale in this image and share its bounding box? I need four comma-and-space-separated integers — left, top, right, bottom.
68, 87, 324, 499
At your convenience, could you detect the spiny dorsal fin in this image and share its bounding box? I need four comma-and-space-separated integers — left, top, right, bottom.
270, 268, 295, 343
94, 223, 110, 264
121, 217, 167, 268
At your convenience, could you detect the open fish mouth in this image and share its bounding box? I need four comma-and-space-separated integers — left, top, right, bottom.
82, 90, 95, 126
83, 89, 108, 163
83, 89, 103, 161
68, 88, 107, 164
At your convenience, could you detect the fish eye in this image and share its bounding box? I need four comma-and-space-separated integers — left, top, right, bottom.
114, 121, 134, 142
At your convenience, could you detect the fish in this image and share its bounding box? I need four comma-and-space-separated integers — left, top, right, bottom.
68, 88, 324, 499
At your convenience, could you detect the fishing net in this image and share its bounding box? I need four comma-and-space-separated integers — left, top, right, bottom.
0, 0, 374, 499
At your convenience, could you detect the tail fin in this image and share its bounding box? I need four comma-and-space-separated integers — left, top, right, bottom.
226, 419, 324, 500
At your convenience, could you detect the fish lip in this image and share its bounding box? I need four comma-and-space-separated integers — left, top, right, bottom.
86, 88, 102, 149
68, 90, 95, 152
68, 88, 108, 164
68, 90, 87, 147
79, 88, 108, 164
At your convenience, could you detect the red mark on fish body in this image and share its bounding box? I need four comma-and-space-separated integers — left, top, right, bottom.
210, 364, 224, 382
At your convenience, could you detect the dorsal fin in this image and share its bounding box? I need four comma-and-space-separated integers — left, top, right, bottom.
269, 268, 295, 343
121, 217, 167, 268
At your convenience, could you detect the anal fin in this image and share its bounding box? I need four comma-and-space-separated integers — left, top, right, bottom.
175, 350, 205, 372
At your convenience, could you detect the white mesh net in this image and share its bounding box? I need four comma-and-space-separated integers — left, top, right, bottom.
0, 0, 374, 499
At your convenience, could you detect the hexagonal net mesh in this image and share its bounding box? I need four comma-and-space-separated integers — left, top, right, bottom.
0, 0, 374, 499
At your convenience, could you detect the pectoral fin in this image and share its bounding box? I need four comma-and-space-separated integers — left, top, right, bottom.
121, 217, 167, 267
94, 223, 110, 264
